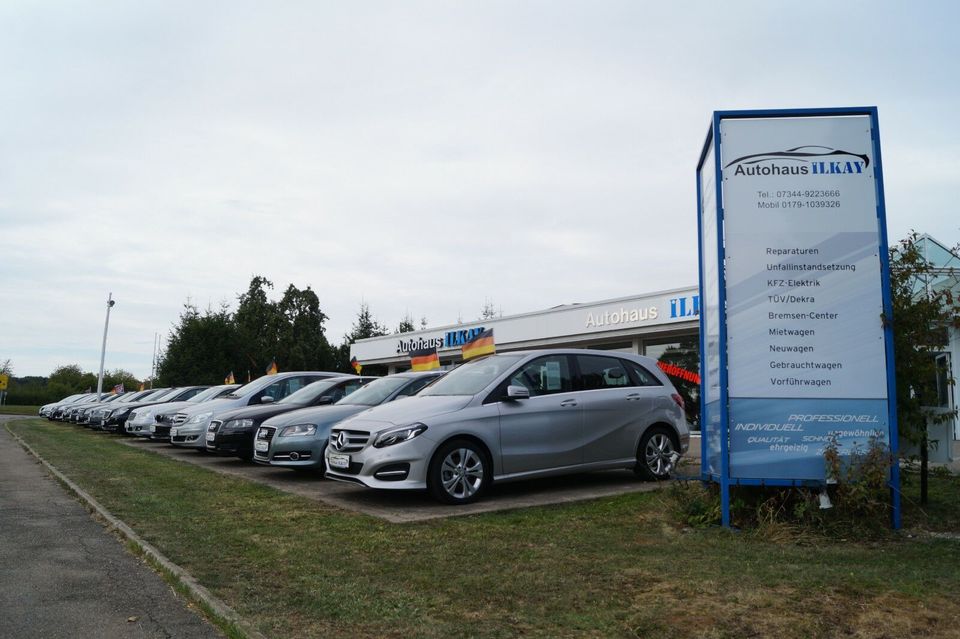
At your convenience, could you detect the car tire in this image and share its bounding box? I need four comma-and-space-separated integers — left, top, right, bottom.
427, 439, 490, 505
635, 426, 679, 481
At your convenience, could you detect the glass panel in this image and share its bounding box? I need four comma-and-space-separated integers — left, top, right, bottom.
935, 353, 952, 409
509, 356, 573, 396
624, 360, 661, 387
576, 355, 632, 390
645, 335, 701, 430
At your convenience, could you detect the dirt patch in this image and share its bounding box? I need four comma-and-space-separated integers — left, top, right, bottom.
623, 581, 959, 639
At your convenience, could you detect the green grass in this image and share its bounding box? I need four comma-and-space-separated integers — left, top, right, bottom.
0, 405, 40, 415
8, 418, 960, 639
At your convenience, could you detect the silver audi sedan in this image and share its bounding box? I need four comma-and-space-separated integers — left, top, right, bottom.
325, 349, 689, 504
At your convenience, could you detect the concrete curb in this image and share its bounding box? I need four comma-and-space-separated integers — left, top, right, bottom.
5, 424, 268, 639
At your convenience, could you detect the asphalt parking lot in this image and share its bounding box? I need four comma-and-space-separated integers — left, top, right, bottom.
122, 437, 689, 523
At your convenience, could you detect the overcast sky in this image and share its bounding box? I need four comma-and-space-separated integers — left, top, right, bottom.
2, 1, 958, 379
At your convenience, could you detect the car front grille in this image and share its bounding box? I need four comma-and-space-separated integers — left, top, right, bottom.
329, 429, 370, 453
253, 427, 276, 459
208, 420, 222, 433
173, 413, 188, 426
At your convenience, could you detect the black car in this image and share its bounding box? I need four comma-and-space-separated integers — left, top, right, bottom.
205, 376, 376, 460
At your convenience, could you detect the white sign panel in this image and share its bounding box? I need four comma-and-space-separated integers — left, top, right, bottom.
718, 114, 891, 480
722, 116, 887, 399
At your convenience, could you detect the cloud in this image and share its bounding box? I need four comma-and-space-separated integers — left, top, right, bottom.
1, 0, 958, 377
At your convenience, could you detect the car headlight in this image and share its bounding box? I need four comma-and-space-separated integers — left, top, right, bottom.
373, 423, 428, 448
187, 412, 213, 425
279, 424, 317, 437
224, 418, 255, 430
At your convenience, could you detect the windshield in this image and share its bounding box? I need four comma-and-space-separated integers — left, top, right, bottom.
338, 376, 409, 406
188, 386, 224, 403
278, 379, 340, 405
129, 390, 162, 402
147, 388, 181, 402
224, 377, 268, 398
420, 355, 523, 396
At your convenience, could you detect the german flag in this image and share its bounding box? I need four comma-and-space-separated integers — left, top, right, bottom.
266, 360, 278, 376
350, 356, 363, 374
225, 371, 236, 384
409, 346, 440, 371
462, 328, 495, 361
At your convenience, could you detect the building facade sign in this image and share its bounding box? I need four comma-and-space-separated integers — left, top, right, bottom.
352, 287, 699, 364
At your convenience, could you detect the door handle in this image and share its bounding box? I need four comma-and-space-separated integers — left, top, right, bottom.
626, 393, 643, 401
560, 399, 578, 407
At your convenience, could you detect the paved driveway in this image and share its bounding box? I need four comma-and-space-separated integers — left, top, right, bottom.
0, 418, 221, 639
123, 437, 675, 523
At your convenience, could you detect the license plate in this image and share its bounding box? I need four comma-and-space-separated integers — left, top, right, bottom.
149, 425, 155, 433
205, 431, 215, 442
328, 453, 350, 469
171, 427, 178, 437
255, 440, 269, 453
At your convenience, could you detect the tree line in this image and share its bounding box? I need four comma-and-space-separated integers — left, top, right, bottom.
157, 276, 405, 384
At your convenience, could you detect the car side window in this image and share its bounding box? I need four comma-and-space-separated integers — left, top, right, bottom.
624, 360, 663, 387
341, 381, 365, 397
260, 380, 286, 401
325, 386, 347, 403
283, 377, 313, 396
576, 355, 632, 390
396, 376, 435, 397
508, 356, 573, 397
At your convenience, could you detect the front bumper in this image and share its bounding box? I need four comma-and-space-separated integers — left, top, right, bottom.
150, 423, 172, 441
125, 419, 155, 436
170, 425, 207, 448
324, 428, 433, 490
258, 430, 324, 469
205, 428, 256, 456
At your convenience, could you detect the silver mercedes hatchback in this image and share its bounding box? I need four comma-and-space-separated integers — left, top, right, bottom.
325, 349, 689, 504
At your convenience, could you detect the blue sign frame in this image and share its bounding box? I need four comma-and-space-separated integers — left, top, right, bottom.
696, 106, 900, 529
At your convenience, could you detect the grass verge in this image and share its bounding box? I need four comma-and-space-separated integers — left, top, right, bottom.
9, 418, 960, 639
0, 405, 40, 415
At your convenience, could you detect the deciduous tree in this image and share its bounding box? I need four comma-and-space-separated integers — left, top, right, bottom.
888, 232, 960, 503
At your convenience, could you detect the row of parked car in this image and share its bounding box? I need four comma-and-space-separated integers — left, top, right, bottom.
39, 349, 690, 504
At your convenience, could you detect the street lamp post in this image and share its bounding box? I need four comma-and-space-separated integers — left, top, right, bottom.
96, 293, 116, 400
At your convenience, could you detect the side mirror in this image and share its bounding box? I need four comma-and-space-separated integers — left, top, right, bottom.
318, 395, 334, 405
259, 395, 275, 404
506, 385, 530, 400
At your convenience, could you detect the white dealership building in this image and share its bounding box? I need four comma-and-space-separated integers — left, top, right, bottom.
350, 286, 700, 372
